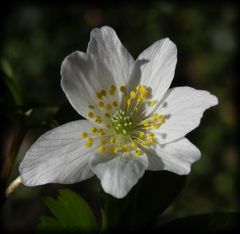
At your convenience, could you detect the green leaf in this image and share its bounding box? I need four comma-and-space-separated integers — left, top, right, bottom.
104, 171, 186, 232
36, 189, 97, 233
159, 212, 240, 233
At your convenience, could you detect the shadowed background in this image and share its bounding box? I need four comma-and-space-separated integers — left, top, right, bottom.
0, 1, 239, 233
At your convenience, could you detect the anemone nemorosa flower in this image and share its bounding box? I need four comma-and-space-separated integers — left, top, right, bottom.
19, 26, 218, 198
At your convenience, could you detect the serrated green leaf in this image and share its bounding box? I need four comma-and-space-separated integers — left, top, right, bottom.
36, 189, 97, 233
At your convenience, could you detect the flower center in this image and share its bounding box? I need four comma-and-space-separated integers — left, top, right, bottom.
80, 84, 166, 156
112, 109, 133, 135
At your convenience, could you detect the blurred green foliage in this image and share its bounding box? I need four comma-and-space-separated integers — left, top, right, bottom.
0, 2, 239, 232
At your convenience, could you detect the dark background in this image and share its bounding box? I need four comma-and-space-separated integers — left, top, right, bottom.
0, 1, 239, 232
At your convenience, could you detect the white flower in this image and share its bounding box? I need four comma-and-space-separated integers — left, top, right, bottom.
19, 26, 218, 199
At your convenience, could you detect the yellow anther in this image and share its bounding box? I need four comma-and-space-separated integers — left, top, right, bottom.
131, 141, 137, 148
130, 91, 136, 98
85, 137, 93, 148
151, 113, 159, 120
108, 148, 115, 154
136, 85, 141, 91
106, 124, 111, 129
127, 99, 131, 107
88, 112, 94, 118
90, 127, 97, 133
158, 115, 165, 124
106, 104, 112, 110
101, 90, 106, 96
138, 132, 146, 139
88, 105, 95, 109
97, 128, 105, 136
95, 120, 102, 124
113, 101, 119, 107
122, 146, 129, 152
101, 139, 107, 145
87, 137, 93, 143
149, 137, 157, 143
135, 149, 142, 156
110, 137, 116, 144
152, 124, 160, 129
98, 146, 105, 153
140, 140, 150, 145
148, 133, 155, 138
137, 98, 143, 104
109, 85, 116, 95
141, 120, 149, 127
98, 101, 104, 108
105, 113, 110, 118
80, 132, 88, 138
120, 85, 126, 93
95, 116, 102, 124
149, 100, 156, 107
114, 147, 119, 153
96, 92, 102, 99
85, 142, 93, 148
138, 86, 148, 99
134, 107, 139, 112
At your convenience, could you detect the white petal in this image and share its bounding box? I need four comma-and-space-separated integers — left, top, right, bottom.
146, 138, 201, 175
19, 120, 97, 186
136, 38, 177, 101
87, 26, 135, 88
153, 87, 218, 144
89, 153, 148, 198
61, 51, 117, 120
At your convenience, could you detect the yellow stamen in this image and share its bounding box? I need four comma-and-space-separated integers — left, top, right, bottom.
149, 100, 156, 107
105, 113, 110, 118
101, 90, 106, 96
98, 101, 104, 108
97, 128, 105, 136
135, 149, 142, 156
108, 148, 115, 154
110, 137, 116, 144
127, 99, 131, 108
120, 85, 126, 93
106, 104, 112, 110
130, 91, 136, 98
90, 127, 97, 133
88, 105, 95, 109
113, 101, 119, 107
109, 85, 116, 95
88, 112, 94, 118
114, 147, 119, 153
96, 93, 102, 99
85, 137, 93, 148
138, 132, 146, 139
95, 116, 102, 124
131, 141, 137, 148
122, 146, 129, 152
81, 132, 88, 138
98, 146, 105, 153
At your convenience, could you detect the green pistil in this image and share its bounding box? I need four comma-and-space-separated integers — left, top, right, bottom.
112, 109, 133, 135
